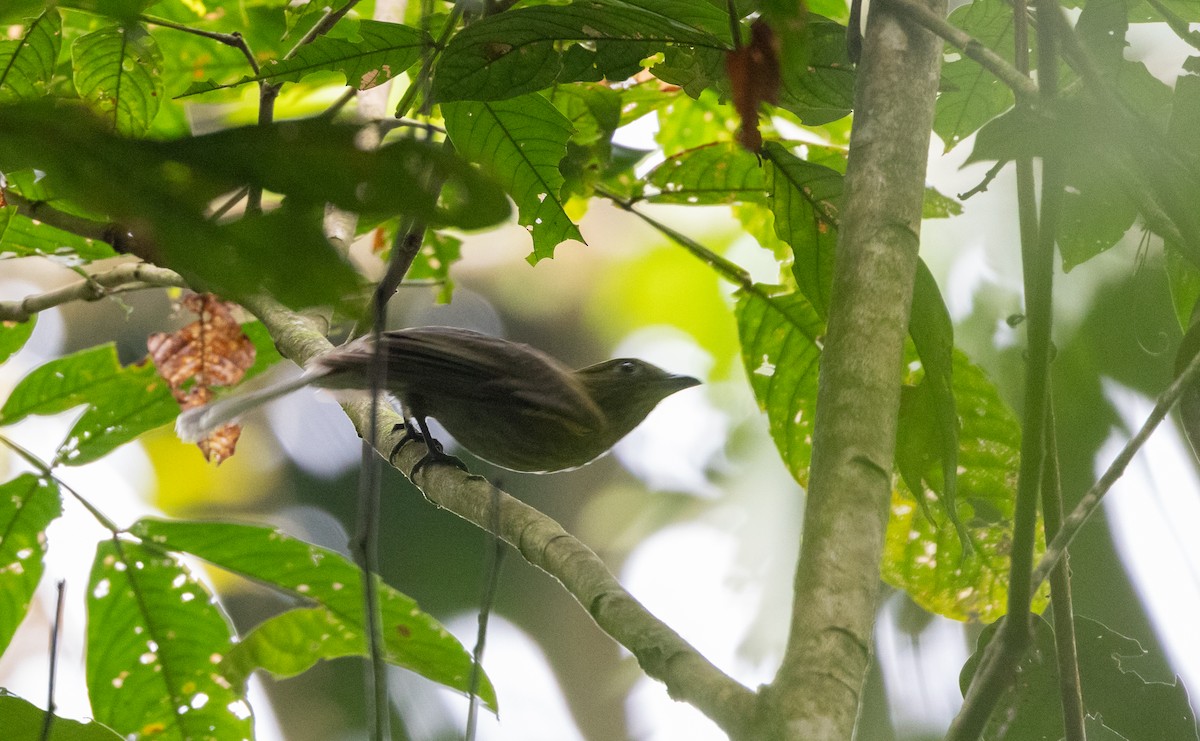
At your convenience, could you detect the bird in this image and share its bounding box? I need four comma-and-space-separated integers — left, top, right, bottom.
176, 326, 701, 473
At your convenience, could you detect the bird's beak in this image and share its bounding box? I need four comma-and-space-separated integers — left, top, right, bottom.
666, 374, 702, 392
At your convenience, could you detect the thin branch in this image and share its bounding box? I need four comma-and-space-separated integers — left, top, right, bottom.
947, 1, 1064, 733
232, 294, 758, 739
1142, 0, 1200, 51
0, 263, 188, 323
283, 0, 364, 61
1041, 400, 1086, 741
393, 4, 464, 119
596, 187, 755, 289
957, 159, 1009, 201
140, 15, 260, 74
879, 0, 1038, 100
0, 436, 122, 533
466, 488, 505, 741
1033, 346, 1200, 588
39, 580, 66, 741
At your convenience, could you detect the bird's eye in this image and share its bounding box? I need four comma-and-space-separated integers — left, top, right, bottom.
617, 360, 638, 374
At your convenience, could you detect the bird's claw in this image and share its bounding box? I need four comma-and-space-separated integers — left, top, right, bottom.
390, 420, 468, 477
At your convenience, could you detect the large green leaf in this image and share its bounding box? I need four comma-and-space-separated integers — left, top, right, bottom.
0, 103, 509, 308
72, 24, 164, 136
86, 539, 252, 740
433, 0, 727, 102
444, 94, 583, 262
884, 350, 1036, 622
0, 690, 123, 740
180, 19, 429, 97
0, 9, 62, 103
762, 142, 842, 315
645, 141, 766, 205
903, 261, 967, 549
934, 0, 1020, 151
0, 344, 178, 466
961, 615, 1199, 741
736, 287, 825, 485
0, 475, 61, 657
128, 518, 497, 710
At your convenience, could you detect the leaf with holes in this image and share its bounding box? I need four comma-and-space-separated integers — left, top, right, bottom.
736, 287, 825, 485
0, 475, 61, 656
86, 539, 251, 740
0, 9, 62, 103
433, 0, 727, 102
129, 518, 497, 709
180, 19, 429, 97
444, 94, 583, 262
72, 24, 163, 136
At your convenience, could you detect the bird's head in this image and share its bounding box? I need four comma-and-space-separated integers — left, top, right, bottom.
574, 359, 700, 438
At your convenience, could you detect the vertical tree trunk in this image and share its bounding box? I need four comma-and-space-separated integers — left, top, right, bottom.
757, 1, 946, 737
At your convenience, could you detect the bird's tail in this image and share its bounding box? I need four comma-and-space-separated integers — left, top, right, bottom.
175, 370, 325, 442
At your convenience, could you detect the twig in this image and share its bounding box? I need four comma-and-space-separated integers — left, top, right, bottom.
39, 580, 66, 741
879, 0, 1038, 99
0, 436, 122, 533
957, 159, 1009, 200
1041, 400, 1086, 741
0, 263, 188, 322
466, 486, 505, 740
140, 15, 260, 74
1033, 347, 1200, 588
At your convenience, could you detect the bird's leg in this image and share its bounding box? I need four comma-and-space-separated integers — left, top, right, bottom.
393, 415, 468, 477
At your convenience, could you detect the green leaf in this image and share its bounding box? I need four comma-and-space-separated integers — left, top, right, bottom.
0, 344, 124, 426
128, 518, 497, 710
86, 539, 252, 740
0, 206, 119, 262
763, 141, 842, 316
0, 343, 178, 465
884, 350, 1039, 622
0, 475, 61, 656
0, 689, 124, 740
550, 83, 623, 200
934, 0, 1019, 152
653, 16, 852, 125
58, 0, 157, 22
904, 261, 967, 550
0, 9, 62, 103
645, 141, 766, 205
433, 0, 727, 102
735, 287, 825, 485
773, 17, 855, 126
0, 103, 510, 309
1087, 716, 1132, 741
444, 94, 584, 262
72, 24, 164, 136
180, 20, 429, 97
0, 317, 36, 364
1166, 246, 1200, 331
56, 359, 178, 466
961, 615, 1199, 741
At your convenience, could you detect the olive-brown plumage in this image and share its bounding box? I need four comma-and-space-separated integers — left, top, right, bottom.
177, 326, 700, 473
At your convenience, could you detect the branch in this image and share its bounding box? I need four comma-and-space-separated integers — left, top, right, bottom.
234, 295, 758, 739
879, 0, 1038, 100
0, 262, 188, 322
1032, 347, 1200, 589
755, 0, 946, 734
